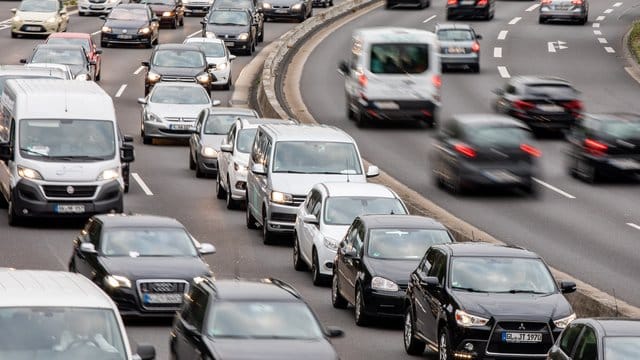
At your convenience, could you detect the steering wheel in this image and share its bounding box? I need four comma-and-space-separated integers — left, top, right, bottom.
66, 337, 101, 350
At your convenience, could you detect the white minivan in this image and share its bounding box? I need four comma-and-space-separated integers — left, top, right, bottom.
339, 27, 441, 128
0, 79, 134, 226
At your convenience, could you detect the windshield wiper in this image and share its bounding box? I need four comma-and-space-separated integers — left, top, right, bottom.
212, 22, 242, 26
501, 289, 549, 294
209, 334, 253, 339
451, 287, 488, 293
49, 155, 107, 161
19, 148, 51, 157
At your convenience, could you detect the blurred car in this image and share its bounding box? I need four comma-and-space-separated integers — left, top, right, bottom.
294, 183, 409, 286
10, 0, 69, 38
189, 107, 258, 178
182, 0, 213, 16
201, 8, 257, 56
69, 214, 215, 318
446, 0, 494, 20
385, 0, 428, 9
142, 44, 214, 95
0, 64, 69, 94
566, 113, 640, 183
261, 0, 313, 22
21, 44, 94, 81
183, 37, 236, 89
540, 0, 588, 25
210, 0, 264, 42
436, 23, 481, 73
24, 63, 74, 80
138, 82, 213, 144
547, 318, 640, 359
78, 0, 122, 16
170, 278, 344, 360
493, 76, 583, 135
431, 114, 541, 195
313, 0, 333, 8
100, 4, 160, 48
332, 215, 453, 326
46, 32, 103, 81
139, 0, 185, 28
403, 242, 577, 359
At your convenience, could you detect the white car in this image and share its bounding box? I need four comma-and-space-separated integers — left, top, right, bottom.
183, 37, 235, 90
78, 0, 122, 16
293, 182, 408, 285
11, 0, 69, 38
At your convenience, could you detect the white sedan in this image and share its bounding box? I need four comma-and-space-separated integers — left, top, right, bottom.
183, 37, 235, 90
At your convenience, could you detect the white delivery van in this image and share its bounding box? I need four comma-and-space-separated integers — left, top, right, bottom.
0, 79, 134, 226
339, 27, 441, 128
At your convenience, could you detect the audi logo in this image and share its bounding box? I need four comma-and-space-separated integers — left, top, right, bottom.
152, 283, 176, 293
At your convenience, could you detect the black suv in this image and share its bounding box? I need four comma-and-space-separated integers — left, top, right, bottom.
403, 242, 577, 359
141, 43, 215, 95
210, 0, 264, 42
201, 8, 257, 55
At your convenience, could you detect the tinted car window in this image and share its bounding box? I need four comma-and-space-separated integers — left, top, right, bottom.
559, 324, 583, 354
367, 229, 452, 260
273, 141, 362, 174
208, 11, 249, 25
236, 128, 257, 153
47, 38, 91, 53
370, 43, 429, 74
324, 197, 406, 225
600, 121, 640, 140
101, 227, 198, 257
153, 50, 205, 68
437, 30, 473, 41
151, 86, 210, 105
204, 115, 241, 135
427, 250, 447, 284
525, 84, 577, 98
573, 326, 597, 360
465, 126, 530, 147
605, 337, 640, 358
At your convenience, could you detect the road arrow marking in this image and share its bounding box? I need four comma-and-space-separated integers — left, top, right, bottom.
547, 41, 568, 53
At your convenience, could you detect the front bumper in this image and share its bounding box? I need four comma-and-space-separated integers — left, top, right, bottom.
263, 8, 305, 18
458, 162, 535, 188
358, 98, 438, 123
144, 120, 196, 140
228, 169, 248, 201
102, 32, 152, 45
362, 286, 406, 318
104, 285, 186, 319
196, 155, 218, 175
211, 67, 231, 85
79, 3, 118, 14
12, 21, 58, 35
266, 202, 300, 233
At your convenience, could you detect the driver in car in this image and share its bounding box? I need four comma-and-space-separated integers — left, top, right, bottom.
54, 311, 119, 353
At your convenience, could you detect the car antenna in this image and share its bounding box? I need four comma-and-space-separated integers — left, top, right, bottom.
613, 288, 619, 317
64, 82, 68, 113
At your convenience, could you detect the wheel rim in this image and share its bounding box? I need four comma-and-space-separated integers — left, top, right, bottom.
404, 312, 413, 348
439, 332, 448, 360
355, 290, 362, 320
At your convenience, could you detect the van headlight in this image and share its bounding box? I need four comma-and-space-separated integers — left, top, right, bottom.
196, 72, 211, 84
75, 73, 90, 81
270, 191, 293, 204
455, 310, 489, 327
217, 62, 228, 70
371, 277, 398, 292
553, 313, 576, 329
97, 168, 120, 181
17, 166, 43, 180
138, 27, 151, 34
147, 71, 161, 82
291, 3, 302, 10
45, 17, 57, 24
238, 33, 249, 41
201, 147, 218, 158
104, 275, 131, 289
101, 26, 112, 33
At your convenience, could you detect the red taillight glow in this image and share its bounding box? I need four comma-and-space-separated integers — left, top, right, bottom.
471, 42, 480, 52
541, 0, 552, 4
477, 0, 488, 5
432, 74, 442, 89
454, 143, 476, 158
520, 144, 541, 157
358, 73, 367, 87
447, 0, 458, 4
584, 139, 608, 154
571, 0, 583, 5
513, 100, 536, 111
563, 100, 583, 111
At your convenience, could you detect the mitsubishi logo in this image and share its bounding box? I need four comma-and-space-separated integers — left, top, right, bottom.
518, 323, 526, 330
66, 186, 75, 195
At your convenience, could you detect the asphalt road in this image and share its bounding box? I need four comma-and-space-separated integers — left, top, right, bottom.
301, 0, 640, 307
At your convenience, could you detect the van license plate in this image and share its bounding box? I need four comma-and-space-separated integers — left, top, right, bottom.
375, 101, 399, 110
502, 332, 543, 343
143, 293, 183, 304
224, 41, 234, 47
55, 205, 85, 213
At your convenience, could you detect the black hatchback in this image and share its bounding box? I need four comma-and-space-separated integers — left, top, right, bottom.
201, 8, 257, 56
100, 4, 160, 48
403, 242, 577, 359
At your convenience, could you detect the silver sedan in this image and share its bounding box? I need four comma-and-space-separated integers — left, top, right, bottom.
539, 0, 588, 25
183, 37, 236, 90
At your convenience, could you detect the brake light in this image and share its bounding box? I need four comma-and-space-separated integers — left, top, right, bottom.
432, 74, 442, 89
584, 139, 607, 155
454, 143, 476, 158
358, 73, 367, 87
447, 0, 457, 5
541, 0, 552, 4
471, 42, 480, 53
513, 100, 536, 111
571, 0, 583, 5
520, 144, 541, 157
477, 0, 488, 6
563, 100, 583, 111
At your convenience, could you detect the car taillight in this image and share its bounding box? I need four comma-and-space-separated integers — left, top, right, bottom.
471, 42, 480, 52
584, 138, 607, 155
563, 100, 583, 111
571, 0, 583, 5
520, 144, 541, 157
454, 143, 476, 158
447, 0, 457, 5
513, 100, 536, 111
432, 74, 442, 89
541, 0, 552, 4
358, 73, 367, 87
477, 0, 488, 6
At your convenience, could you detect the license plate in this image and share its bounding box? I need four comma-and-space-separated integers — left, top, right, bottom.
537, 104, 564, 112
610, 159, 640, 170
25, 26, 40, 31
170, 124, 194, 130
224, 41, 234, 47
90, 5, 104, 9
447, 47, 466, 54
143, 293, 183, 304
502, 332, 543, 343
375, 101, 399, 110
555, 5, 570, 10
460, 0, 475, 5
275, 9, 289, 13
485, 170, 519, 183
118, 34, 133, 39
54, 204, 85, 213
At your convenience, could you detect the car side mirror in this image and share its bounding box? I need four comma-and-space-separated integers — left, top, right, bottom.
492, 88, 504, 96
19, 59, 27, 64
366, 165, 379, 178
475, 34, 482, 40
560, 281, 576, 294
419, 276, 440, 288
123, 135, 134, 142
198, 243, 216, 255
338, 61, 349, 75
95, 49, 103, 55
137, 98, 147, 105
121, 143, 135, 163
302, 214, 318, 225
220, 143, 233, 153
80, 242, 97, 254
200, 19, 207, 25
135, 345, 156, 360
99, 15, 107, 20
325, 326, 344, 338
212, 99, 221, 106
0, 143, 12, 162
229, 54, 236, 61
11, 8, 16, 15
251, 163, 267, 175
141, 61, 150, 67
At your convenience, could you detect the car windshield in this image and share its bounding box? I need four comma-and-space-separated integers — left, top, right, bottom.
208, 11, 249, 26
525, 84, 577, 99
191, 42, 226, 58
466, 126, 531, 147
237, 129, 257, 153
152, 49, 205, 68
151, 86, 210, 104
273, 141, 362, 174
101, 227, 198, 257
605, 337, 640, 359
0, 307, 126, 360
206, 301, 324, 339
47, 38, 91, 53
600, 121, 640, 140
367, 229, 452, 260
370, 43, 429, 74
450, 257, 557, 294
19, 0, 58, 12
324, 197, 407, 225
204, 115, 245, 135
213, 0, 253, 10
437, 29, 473, 41
31, 49, 85, 66
19, 119, 115, 160
0, 75, 63, 94
108, 8, 148, 20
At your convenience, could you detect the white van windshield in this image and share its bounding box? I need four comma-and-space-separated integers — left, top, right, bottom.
273, 141, 362, 174
0, 307, 126, 360
370, 43, 429, 74
19, 119, 116, 160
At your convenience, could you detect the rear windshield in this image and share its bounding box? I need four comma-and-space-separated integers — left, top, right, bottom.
370, 43, 429, 74
466, 126, 530, 147
600, 121, 640, 140
525, 84, 577, 98
437, 29, 474, 41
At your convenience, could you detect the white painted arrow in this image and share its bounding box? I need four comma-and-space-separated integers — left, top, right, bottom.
547, 41, 568, 53
557, 40, 568, 50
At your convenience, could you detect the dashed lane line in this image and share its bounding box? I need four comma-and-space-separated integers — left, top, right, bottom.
596, 15, 605, 21
493, 47, 502, 58
594, 30, 602, 35
532, 178, 576, 199
508, 17, 522, 25
613, 2, 623, 7
598, 37, 608, 44
497, 66, 510, 78
134, 66, 145, 75
525, 3, 540, 11
91, 30, 100, 36
115, 84, 127, 98
187, 29, 201, 38
423, 14, 437, 23
604, 46, 615, 53
593, 23, 600, 28
627, 223, 640, 231
497, 30, 508, 40
604, 8, 613, 14
132, 173, 154, 196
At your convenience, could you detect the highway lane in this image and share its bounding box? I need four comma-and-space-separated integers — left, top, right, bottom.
301, 0, 640, 307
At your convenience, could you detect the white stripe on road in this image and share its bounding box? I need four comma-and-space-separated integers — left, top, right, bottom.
497, 66, 510, 78
134, 66, 145, 75
423, 14, 437, 23
132, 173, 154, 196
593, 23, 600, 28
508, 17, 522, 25
525, 3, 540, 11
91, 30, 101, 36
598, 37, 608, 44
627, 223, 640, 231
596, 15, 605, 21
604, 46, 615, 53
613, 2, 623, 7
187, 29, 202, 38
493, 47, 502, 58
115, 84, 127, 97
604, 8, 613, 14
548, 42, 556, 53
497, 30, 508, 40
594, 30, 602, 35
532, 178, 576, 199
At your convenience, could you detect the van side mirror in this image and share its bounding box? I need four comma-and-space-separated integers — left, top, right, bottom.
123, 135, 134, 142
141, 61, 150, 67
212, 99, 221, 107
251, 163, 267, 175
560, 281, 576, 294
11, 8, 17, 15
338, 61, 349, 75
121, 143, 135, 163
200, 19, 207, 25
0, 143, 12, 162
135, 345, 156, 360
137, 98, 147, 105
366, 165, 379, 178
220, 143, 233, 153
229, 54, 236, 61
344, 248, 358, 260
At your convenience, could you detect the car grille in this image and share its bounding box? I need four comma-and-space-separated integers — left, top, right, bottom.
273, 5, 291, 8
136, 280, 189, 311
89, 0, 107, 3
292, 195, 306, 206
20, 25, 45, 32
486, 321, 553, 356
271, 212, 296, 222
42, 185, 97, 198
161, 75, 196, 82
165, 117, 197, 122
219, 34, 237, 39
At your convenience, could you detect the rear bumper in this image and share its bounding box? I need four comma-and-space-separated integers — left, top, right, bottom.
540, 8, 587, 20
458, 162, 535, 188
263, 8, 305, 18
358, 99, 438, 123
586, 156, 640, 175
447, 5, 490, 18
441, 53, 479, 65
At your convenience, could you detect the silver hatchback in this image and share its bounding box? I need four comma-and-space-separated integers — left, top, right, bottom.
436, 23, 481, 73
539, 0, 588, 25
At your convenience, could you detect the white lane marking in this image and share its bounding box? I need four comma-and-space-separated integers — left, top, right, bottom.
593, 22, 600, 28
596, 15, 605, 21
423, 14, 437, 23
598, 37, 608, 44
91, 30, 101, 36
627, 223, 640, 231
115, 84, 127, 97
508, 17, 522, 25
187, 29, 202, 38
497, 30, 508, 40
613, 2, 623, 7
497, 66, 510, 78
548, 42, 556, 53
134, 66, 145, 75
132, 173, 154, 196
604, 46, 615, 53
532, 178, 576, 199
493, 47, 502, 58
525, 3, 540, 11
604, 8, 613, 14
594, 30, 602, 35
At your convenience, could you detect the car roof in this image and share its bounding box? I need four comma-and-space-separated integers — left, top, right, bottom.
259, 123, 355, 143
354, 27, 438, 43
0, 65, 65, 77
358, 214, 448, 230
47, 32, 91, 39
450, 113, 527, 128
511, 75, 572, 86
585, 112, 640, 123
93, 213, 186, 229
316, 182, 398, 198
590, 318, 640, 336
208, 107, 259, 116
0, 270, 115, 308
435, 242, 539, 258
155, 43, 204, 51
238, 117, 294, 129
435, 23, 473, 31
201, 278, 302, 301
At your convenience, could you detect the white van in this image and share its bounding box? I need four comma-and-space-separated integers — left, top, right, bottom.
339, 27, 441, 128
0, 79, 134, 226
0, 269, 155, 360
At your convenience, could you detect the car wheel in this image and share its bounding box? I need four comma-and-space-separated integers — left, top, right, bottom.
450, 170, 466, 195
223, 74, 232, 90
354, 286, 369, 326
226, 176, 238, 209
7, 197, 21, 227
385, 1, 392, 9
293, 234, 308, 271
11, 32, 17, 39
579, 16, 587, 25
539, 16, 546, 24
246, 202, 258, 229
346, 97, 354, 120
79, 11, 86, 16
216, 170, 226, 199
439, 328, 453, 360
404, 308, 426, 355
355, 109, 369, 128
262, 211, 275, 245
580, 159, 599, 184
195, 157, 206, 178
331, 271, 349, 308
470, 63, 480, 73
258, 27, 264, 42
189, 151, 196, 170
68, 259, 76, 272
311, 248, 329, 286
180, 15, 185, 26
95, 68, 101, 81
171, 17, 178, 29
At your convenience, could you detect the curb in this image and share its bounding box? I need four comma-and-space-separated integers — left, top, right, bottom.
622, 22, 640, 84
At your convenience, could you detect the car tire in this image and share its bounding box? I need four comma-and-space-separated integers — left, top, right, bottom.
521, 177, 538, 197
7, 197, 21, 227
439, 328, 453, 360
579, 16, 587, 25
145, 38, 153, 48
216, 170, 226, 199
580, 159, 599, 184
539, 16, 546, 24
79, 11, 86, 16
189, 151, 196, 170
385, 1, 392, 9
262, 211, 275, 245
331, 271, 349, 309
404, 308, 426, 355
180, 15, 185, 26
171, 17, 178, 29
354, 286, 370, 326
470, 63, 480, 73
446, 11, 453, 20
195, 161, 206, 178
246, 202, 258, 229
346, 97, 354, 120
226, 176, 238, 209
450, 170, 467, 195
11, 32, 17, 39
311, 248, 329, 286
258, 28, 264, 42
223, 74, 232, 90
293, 234, 308, 271
143, 135, 152, 145
95, 69, 101, 81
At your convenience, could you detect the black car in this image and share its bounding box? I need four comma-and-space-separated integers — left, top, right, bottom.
332, 215, 454, 326
566, 113, 640, 183
210, 0, 264, 42
385, 0, 428, 9
431, 114, 541, 195
201, 8, 257, 55
548, 318, 640, 359
493, 76, 583, 135
261, 0, 313, 22
403, 242, 577, 359
139, 0, 185, 28
118, 129, 134, 193
313, 0, 333, 9
170, 278, 344, 359
100, 4, 160, 48
68, 213, 216, 318
142, 44, 215, 95
446, 0, 494, 20
20, 44, 94, 81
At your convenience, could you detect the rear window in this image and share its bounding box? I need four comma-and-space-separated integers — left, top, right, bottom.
466, 126, 530, 146
370, 43, 429, 74
437, 29, 473, 41
525, 84, 577, 98
600, 121, 640, 140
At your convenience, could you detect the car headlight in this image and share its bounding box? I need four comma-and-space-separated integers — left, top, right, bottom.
262, 2, 272, 8
45, 17, 57, 24
138, 27, 151, 34
323, 237, 338, 251
238, 33, 249, 41
101, 26, 112, 33
371, 276, 398, 292
163, 11, 174, 17
17, 166, 43, 180
147, 71, 161, 82
553, 313, 576, 329
201, 146, 218, 158
147, 112, 162, 123
196, 72, 210, 84
205, 31, 216, 39
12, 15, 22, 23
455, 310, 489, 327
233, 162, 247, 173
217, 62, 228, 70
75, 73, 90, 81
97, 168, 120, 181
270, 191, 293, 204
104, 275, 132, 289
292, 3, 302, 10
